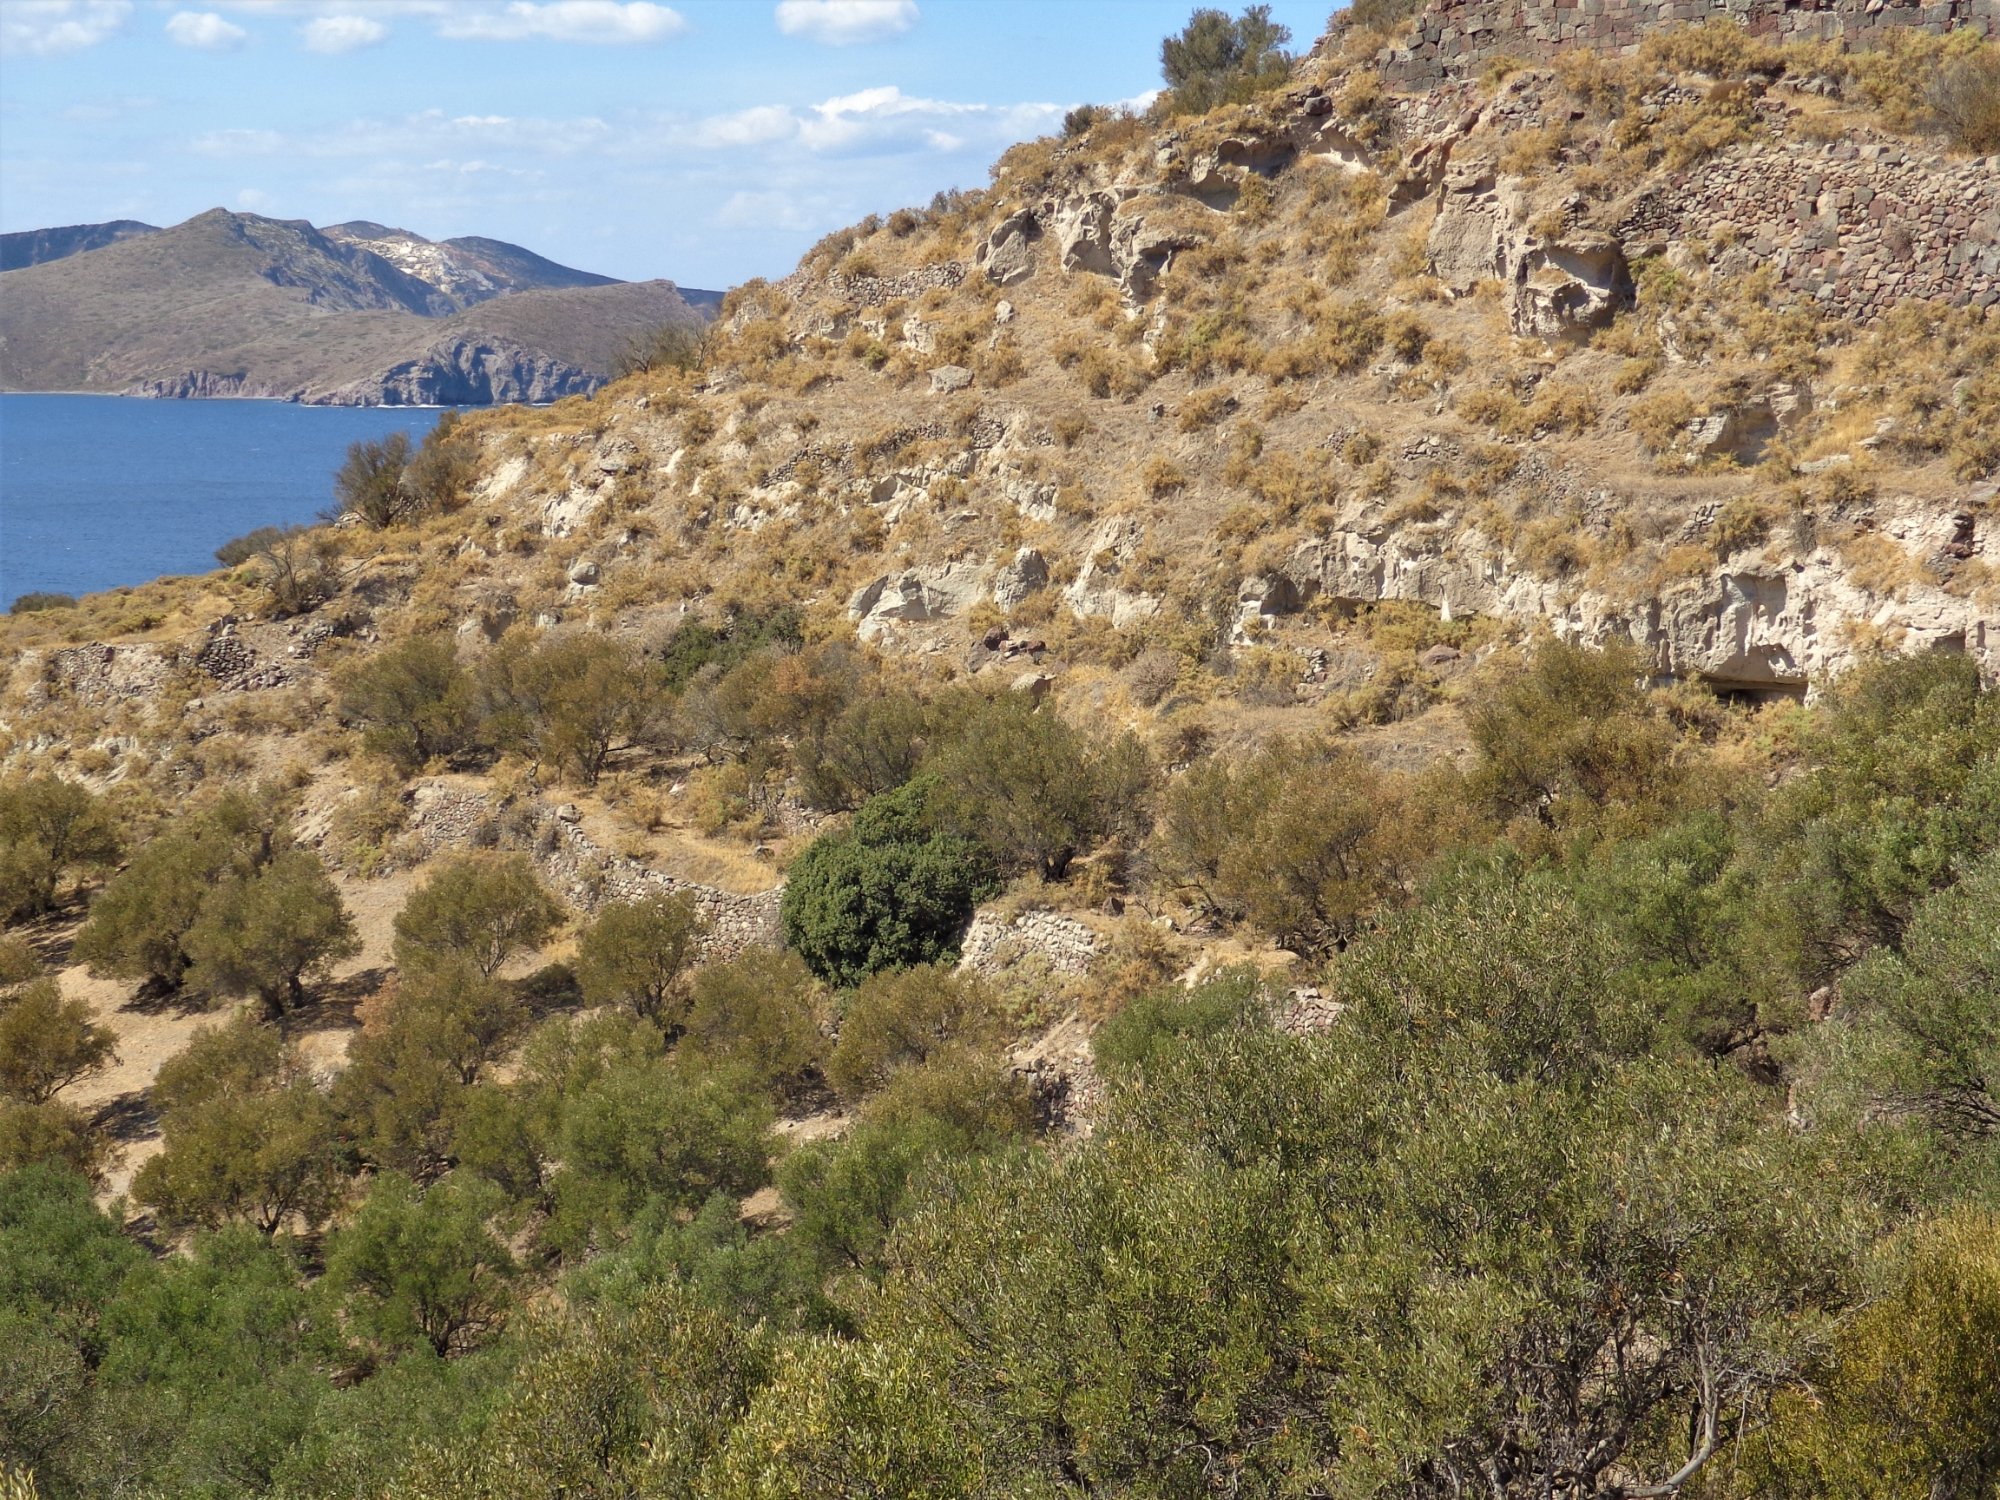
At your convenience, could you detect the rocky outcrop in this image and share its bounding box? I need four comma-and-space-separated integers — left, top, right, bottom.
122, 370, 262, 399
305, 336, 603, 407
848, 565, 989, 641
1367, 0, 1997, 89
1429, 166, 1634, 340
1284, 491, 1995, 691
405, 780, 782, 959
958, 908, 1104, 979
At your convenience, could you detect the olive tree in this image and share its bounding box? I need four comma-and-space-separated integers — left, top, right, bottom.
337, 635, 478, 773
393, 854, 563, 979
183, 847, 359, 1019
0, 979, 116, 1105
573, 892, 705, 1026
0, 777, 120, 923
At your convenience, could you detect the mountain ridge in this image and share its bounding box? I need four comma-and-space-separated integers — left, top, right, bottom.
0, 209, 718, 405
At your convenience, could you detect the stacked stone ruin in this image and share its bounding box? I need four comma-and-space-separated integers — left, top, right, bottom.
1373, 0, 1998, 86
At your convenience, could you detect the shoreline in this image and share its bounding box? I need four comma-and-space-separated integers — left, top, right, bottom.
0, 390, 505, 410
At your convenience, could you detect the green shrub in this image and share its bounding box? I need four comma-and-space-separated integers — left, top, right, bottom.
182, 847, 360, 1020
780, 779, 997, 987
392, 854, 563, 980
1159, 5, 1294, 115
925, 696, 1151, 882
825, 964, 1001, 1100
0, 777, 120, 923
573, 892, 705, 1026
1092, 967, 1270, 1076
323, 1173, 516, 1358
0, 979, 116, 1105
337, 636, 478, 774
1755, 652, 2000, 985
682, 949, 828, 1103
478, 633, 670, 787
7, 592, 76, 614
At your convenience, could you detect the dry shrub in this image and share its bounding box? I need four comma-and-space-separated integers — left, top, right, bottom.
1926, 47, 2000, 153
1838, 532, 1919, 597
1628, 390, 1699, 454
1141, 457, 1188, 498
1710, 496, 1778, 559
1176, 387, 1237, 432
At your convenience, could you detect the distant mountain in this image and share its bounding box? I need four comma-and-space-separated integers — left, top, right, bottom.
0, 208, 721, 405
0, 219, 159, 272
323, 223, 623, 308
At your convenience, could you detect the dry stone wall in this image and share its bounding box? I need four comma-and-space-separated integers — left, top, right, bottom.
957, 909, 1105, 978
1373, 0, 1997, 86
1643, 138, 2000, 315
405, 781, 782, 960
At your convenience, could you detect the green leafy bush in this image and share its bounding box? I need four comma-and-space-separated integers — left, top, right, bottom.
780, 778, 996, 987
336, 636, 478, 774
1092, 966, 1269, 1076
392, 854, 563, 980
825, 964, 1002, 1099
1159, 5, 1294, 115
0, 777, 120, 923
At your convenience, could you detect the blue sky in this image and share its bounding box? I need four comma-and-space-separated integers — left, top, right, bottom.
0, 0, 1337, 289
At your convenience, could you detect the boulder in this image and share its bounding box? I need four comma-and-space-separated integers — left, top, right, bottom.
977, 208, 1040, 286
1510, 235, 1635, 343
848, 564, 987, 641
991, 547, 1049, 610
1427, 169, 1633, 341
566, 557, 600, 585
930, 364, 974, 393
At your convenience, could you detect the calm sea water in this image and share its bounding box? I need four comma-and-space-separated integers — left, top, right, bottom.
0, 395, 446, 608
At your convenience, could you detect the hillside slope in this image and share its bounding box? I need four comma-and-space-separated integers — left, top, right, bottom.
4, 9, 2000, 1495
0, 219, 159, 272
0, 209, 717, 404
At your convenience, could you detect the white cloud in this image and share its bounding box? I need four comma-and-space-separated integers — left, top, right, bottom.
0, 0, 132, 56
692, 104, 798, 150
714, 189, 821, 232
302, 13, 387, 51
774, 0, 916, 45
436, 1, 684, 43
235, 187, 275, 209
165, 11, 248, 49
191, 126, 285, 155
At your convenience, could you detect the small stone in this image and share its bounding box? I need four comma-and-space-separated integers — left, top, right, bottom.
555, 804, 582, 824
567, 558, 600, 585
930, 364, 974, 393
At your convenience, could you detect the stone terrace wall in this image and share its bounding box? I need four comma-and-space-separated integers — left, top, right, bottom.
1374, 0, 1998, 86
1639, 134, 2000, 314
405, 781, 782, 960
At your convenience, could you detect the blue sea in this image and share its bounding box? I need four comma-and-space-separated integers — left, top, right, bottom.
0, 395, 447, 608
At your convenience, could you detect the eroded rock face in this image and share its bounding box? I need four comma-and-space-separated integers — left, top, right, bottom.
1428, 168, 1634, 340
978, 208, 1042, 286
1287, 495, 1995, 693
308, 336, 602, 406
1510, 235, 1635, 342
992, 548, 1051, 611
848, 565, 988, 641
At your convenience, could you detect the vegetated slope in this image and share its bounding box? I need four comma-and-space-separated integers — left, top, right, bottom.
0, 219, 159, 272
0, 208, 717, 404
3, 10, 2000, 1499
